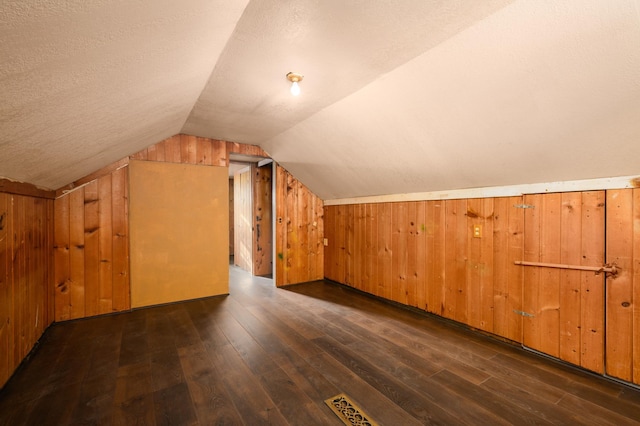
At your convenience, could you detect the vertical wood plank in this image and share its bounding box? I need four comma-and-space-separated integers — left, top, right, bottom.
406, 202, 418, 308
523, 194, 541, 350
479, 198, 495, 332
466, 198, 483, 329
253, 164, 272, 277
112, 167, 130, 312
164, 136, 182, 163
580, 191, 605, 373
493, 196, 523, 342
69, 188, 85, 319
415, 201, 427, 310
84, 180, 100, 317
606, 189, 634, 382
196, 137, 212, 166
54, 194, 71, 321
154, 139, 166, 162
98, 175, 113, 314
559, 192, 582, 366
0, 194, 10, 385
536, 194, 562, 358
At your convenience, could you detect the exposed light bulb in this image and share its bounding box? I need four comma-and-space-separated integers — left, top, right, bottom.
286, 72, 303, 96
290, 81, 300, 96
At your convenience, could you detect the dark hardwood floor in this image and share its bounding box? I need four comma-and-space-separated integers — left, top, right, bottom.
2, 266, 640, 425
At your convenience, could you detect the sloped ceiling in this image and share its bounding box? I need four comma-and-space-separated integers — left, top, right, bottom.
2, 0, 640, 200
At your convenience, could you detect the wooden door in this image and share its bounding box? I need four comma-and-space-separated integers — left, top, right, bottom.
605, 189, 640, 385
522, 192, 605, 374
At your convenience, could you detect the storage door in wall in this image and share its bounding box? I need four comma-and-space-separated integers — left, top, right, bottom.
521, 192, 606, 374
605, 189, 640, 385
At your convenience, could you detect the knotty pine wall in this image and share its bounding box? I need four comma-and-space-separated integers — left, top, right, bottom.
54, 135, 317, 320
275, 165, 324, 286
0, 188, 54, 388
253, 164, 273, 277
324, 197, 524, 342
325, 190, 640, 386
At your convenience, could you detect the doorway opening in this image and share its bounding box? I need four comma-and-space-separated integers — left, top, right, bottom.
229, 154, 274, 281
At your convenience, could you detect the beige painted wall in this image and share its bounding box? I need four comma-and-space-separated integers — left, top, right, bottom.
129, 160, 229, 308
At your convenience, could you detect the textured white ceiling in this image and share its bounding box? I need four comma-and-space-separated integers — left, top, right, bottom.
1, 0, 639, 198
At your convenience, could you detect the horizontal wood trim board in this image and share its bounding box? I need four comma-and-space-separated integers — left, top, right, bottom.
324, 175, 640, 206
0, 179, 56, 199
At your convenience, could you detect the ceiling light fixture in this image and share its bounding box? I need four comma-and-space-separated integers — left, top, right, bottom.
286, 72, 303, 96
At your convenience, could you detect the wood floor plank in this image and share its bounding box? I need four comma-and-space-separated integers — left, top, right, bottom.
430, 369, 553, 425
3, 268, 640, 425
306, 352, 423, 426
312, 335, 469, 424
178, 343, 244, 425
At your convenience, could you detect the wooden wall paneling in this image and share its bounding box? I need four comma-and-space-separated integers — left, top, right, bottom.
180, 134, 197, 164
580, 191, 605, 373
54, 194, 71, 321
196, 137, 213, 166
606, 189, 634, 382
212, 140, 228, 167
111, 167, 129, 312
425, 200, 446, 316
313, 191, 324, 281
11, 196, 23, 368
69, 188, 85, 319
559, 192, 583, 366
539, 193, 562, 358
480, 198, 495, 332
46, 200, 55, 324
345, 204, 354, 287
523, 194, 541, 350
466, 198, 495, 332
443, 199, 468, 323
98, 175, 113, 313
335, 205, 348, 286
634, 189, 640, 385
391, 203, 408, 305
284, 170, 297, 284
83, 180, 100, 317
146, 141, 158, 161
492, 197, 524, 342
253, 164, 272, 277
274, 165, 323, 287
377, 204, 392, 299
324, 206, 337, 282
406, 202, 419, 308
0, 194, 10, 386
364, 203, 377, 297
466, 198, 483, 330
165, 136, 182, 163
0, 194, 53, 389
353, 204, 365, 291
275, 166, 285, 286
295, 178, 309, 285
414, 201, 427, 310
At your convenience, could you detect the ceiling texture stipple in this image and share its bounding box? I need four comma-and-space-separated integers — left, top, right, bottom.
1, 0, 639, 199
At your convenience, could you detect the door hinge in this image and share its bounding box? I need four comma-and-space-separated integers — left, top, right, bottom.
514, 204, 535, 209
513, 310, 535, 318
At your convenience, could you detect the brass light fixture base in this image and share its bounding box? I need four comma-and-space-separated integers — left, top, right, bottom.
286, 72, 303, 83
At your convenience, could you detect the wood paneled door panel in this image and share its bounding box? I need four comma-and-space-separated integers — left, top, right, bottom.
605, 189, 640, 385
522, 192, 606, 374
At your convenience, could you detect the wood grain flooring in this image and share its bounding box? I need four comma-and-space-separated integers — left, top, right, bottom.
1, 266, 640, 425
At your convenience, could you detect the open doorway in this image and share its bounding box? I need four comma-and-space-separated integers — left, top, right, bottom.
229, 155, 274, 279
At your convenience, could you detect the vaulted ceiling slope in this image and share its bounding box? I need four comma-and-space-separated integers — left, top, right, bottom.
2, 1, 640, 199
